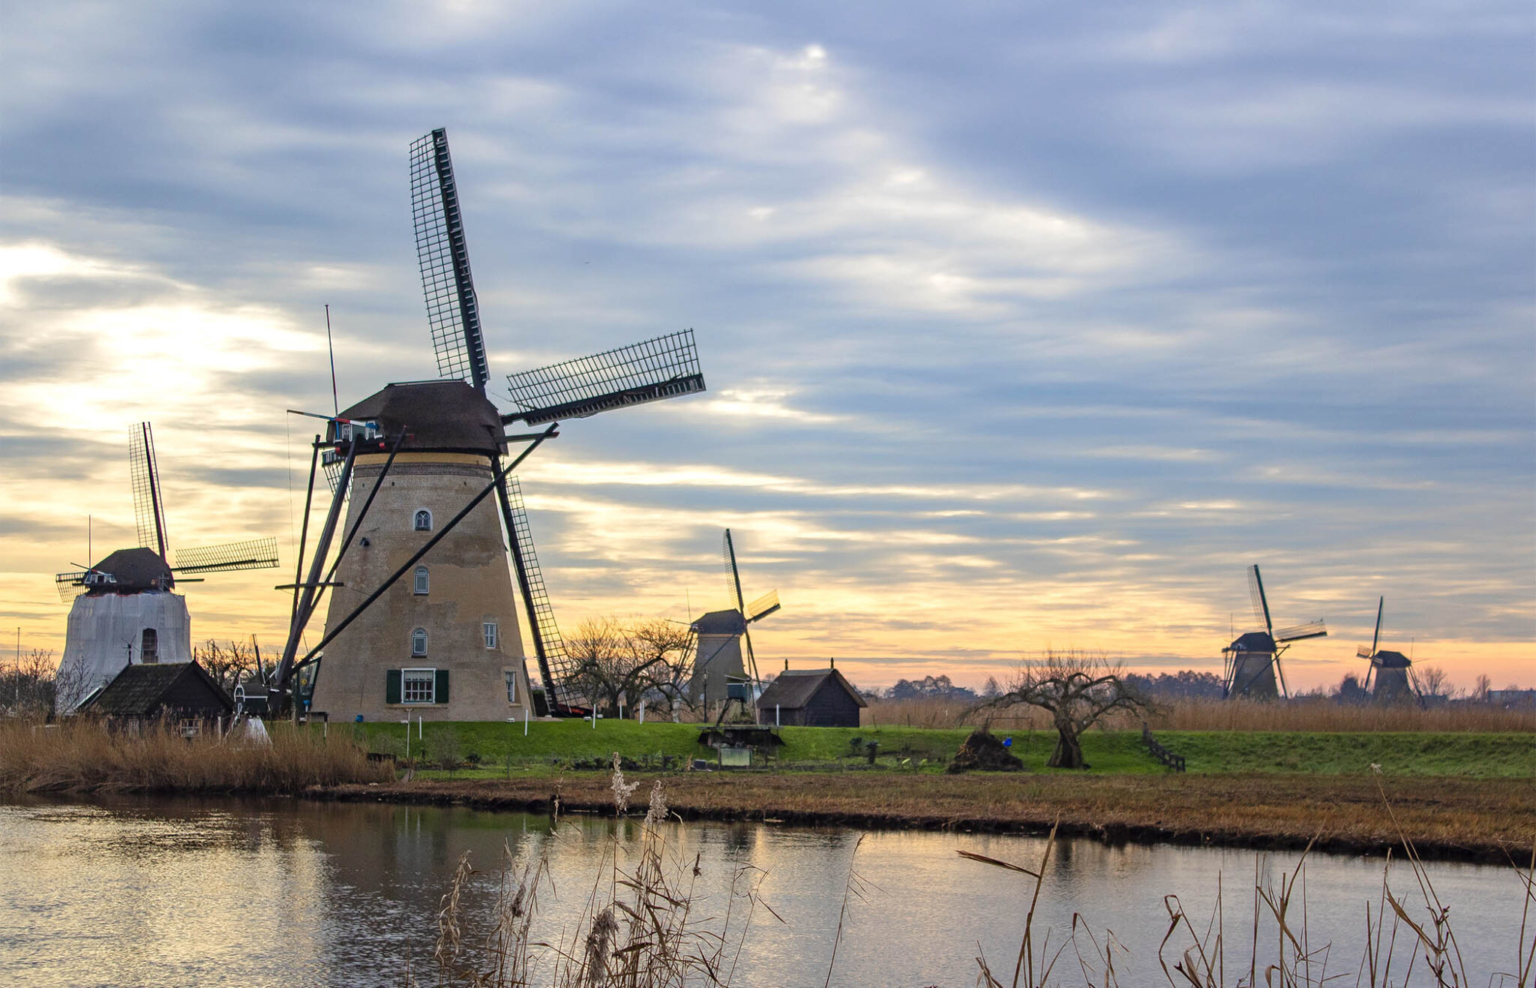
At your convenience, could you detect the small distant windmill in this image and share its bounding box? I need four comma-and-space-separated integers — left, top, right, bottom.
690, 529, 780, 706
1356, 597, 1421, 704
54, 423, 279, 708
1222, 564, 1327, 700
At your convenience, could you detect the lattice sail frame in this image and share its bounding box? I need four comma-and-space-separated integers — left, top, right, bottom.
504, 477, 585, 710
129, 422, 169, 559
174, 537, 280, 575
411, 129, 489, 391
505, 329, 705, 425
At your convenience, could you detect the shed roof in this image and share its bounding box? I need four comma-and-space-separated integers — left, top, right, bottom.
81, 662, 233, 717
756, 668, 867, 711
336, 381, 507, 455
86, 547, 174, 594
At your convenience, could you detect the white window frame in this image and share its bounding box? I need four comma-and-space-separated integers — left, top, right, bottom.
413, 566, 429, 595
411, 627, 428, 657
483, 621, 498, 649
413, 509, 433, 532
504, 669, 518, 704
402, 667, 436, 704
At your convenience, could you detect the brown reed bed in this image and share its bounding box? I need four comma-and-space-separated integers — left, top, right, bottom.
326, 769, 1536, 863
867, 695, 1536, 732
0, 717, 392, 794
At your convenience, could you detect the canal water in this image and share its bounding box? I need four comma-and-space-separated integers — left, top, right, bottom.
0, 795, 1523, 986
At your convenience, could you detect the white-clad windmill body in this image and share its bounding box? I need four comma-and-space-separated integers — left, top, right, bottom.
274, 128, 706, 721
1221, 564, 1327, 700
54, 423, 279, 710
1356, 596, 1420, 704
690, 529, 780, 707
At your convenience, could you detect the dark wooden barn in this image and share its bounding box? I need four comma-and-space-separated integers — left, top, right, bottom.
756, 666, 866, 727
78, 661, 235, 732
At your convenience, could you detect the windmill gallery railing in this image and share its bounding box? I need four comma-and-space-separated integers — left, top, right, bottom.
1141, 723, 1186, 772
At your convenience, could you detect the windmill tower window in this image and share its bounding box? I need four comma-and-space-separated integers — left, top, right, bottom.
402, 668, 436, 703
411, 628, 428, 656
413, 509, 433, 532
504, 670, 517, 703
483, 621, 498, 649
140, 628, 158, 664
413, 566, 430, 595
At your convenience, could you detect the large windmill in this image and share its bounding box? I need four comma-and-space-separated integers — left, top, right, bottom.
1221, 564, 1327, 700
690, 529, 780, 707
276, 128, 705, 721
1356, 597, 1421, 704
54, 422, 279, 709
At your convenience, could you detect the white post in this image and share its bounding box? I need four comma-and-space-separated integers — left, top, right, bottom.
639, 699, 646, 725
775, 704, 780, 728
591, 705, 597, 729
403, 719, 410, 761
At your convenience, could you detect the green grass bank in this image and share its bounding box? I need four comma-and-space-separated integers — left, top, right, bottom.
347, 720, 1536, 778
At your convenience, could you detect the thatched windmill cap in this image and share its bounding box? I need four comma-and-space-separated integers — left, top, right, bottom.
335, 380, 506, 455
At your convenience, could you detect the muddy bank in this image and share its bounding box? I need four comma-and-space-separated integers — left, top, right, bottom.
313, 770, 1536, 864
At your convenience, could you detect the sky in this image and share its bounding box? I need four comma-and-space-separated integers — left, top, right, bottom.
2, 1, 1532, 694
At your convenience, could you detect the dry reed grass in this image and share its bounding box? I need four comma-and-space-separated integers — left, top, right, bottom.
0, 716, 392, 794
412, 761, 776, 987
865, 696, 1536, 733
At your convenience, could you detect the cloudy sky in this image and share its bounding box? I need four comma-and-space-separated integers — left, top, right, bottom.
3, 1, 1532, 693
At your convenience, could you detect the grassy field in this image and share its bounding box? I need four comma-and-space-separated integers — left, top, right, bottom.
348, 719, 1536, 778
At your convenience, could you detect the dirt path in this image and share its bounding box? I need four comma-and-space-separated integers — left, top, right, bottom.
317, 770, 1536, 863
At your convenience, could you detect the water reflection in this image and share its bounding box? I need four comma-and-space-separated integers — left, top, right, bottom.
0, 796, 1521, 987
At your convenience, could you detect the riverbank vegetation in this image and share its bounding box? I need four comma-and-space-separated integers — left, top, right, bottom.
0, 717, 391, 794
332, 769, 1534, 863
350, 718, 1536, 777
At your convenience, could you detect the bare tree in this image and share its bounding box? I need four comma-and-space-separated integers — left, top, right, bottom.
1472, 673, 1493, 703
981, 651, 1150, 769
628, 618, 698, 722
1, 648, 64, 717
1416, 665, 1451, 699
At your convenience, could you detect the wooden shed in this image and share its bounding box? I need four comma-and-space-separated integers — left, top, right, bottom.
756, 667, 866, 727
78, 661, 234, 733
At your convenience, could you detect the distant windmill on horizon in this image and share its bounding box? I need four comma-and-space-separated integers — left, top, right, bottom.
1356, 596, 1422, 704
690, 529, 780, 706
1222, 564, 1327, 700
54, 422, 279, 709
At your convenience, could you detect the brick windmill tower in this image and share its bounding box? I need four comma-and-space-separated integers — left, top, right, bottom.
274, 129, 706, 721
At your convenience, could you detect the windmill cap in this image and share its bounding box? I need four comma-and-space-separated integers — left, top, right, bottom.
84, 548, 174, 593
335, 381, 506, 455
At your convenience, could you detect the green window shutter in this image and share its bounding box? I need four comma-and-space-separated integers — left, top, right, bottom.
386, 669, 402, 704
435, 668, 449, 704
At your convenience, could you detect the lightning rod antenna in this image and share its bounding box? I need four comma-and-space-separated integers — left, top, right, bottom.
325, 304, 339, 417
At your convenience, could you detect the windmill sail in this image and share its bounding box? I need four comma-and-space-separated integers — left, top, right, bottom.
411, 128, 490, 392
503, 477, 583, 710
746, 590, 780, 623
1247, 564, 1272, 635
505, 330, 705, 425
1275, 620, 1327, 643
173, 537, 280, 575
128, 423, 169, 561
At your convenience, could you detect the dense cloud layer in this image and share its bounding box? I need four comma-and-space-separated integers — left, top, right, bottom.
2, 1, 1531, 691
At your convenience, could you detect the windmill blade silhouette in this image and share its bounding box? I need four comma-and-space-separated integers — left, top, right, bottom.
1247, 564, 1273, 636
410, 128, 489, 392
128, 423, 169, 562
